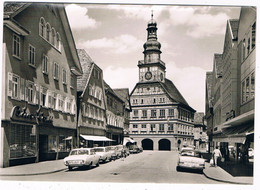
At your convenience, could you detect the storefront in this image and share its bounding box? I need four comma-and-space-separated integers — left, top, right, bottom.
213, 110, 254, 163
79, 134, 114, 148
2, 106, 75, 167
106, 125, 124, 145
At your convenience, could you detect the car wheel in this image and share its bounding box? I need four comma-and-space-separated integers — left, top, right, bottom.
88, 162, 93, 169
96, 160, 100, 167
68, 166, 72, 171
176, 166, 181, 172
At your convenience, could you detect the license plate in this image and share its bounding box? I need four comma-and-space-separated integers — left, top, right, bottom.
69, 160, 80, 164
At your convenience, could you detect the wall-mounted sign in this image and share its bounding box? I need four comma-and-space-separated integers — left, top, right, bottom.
226, 110, 235, 121
10, 106, 53, 125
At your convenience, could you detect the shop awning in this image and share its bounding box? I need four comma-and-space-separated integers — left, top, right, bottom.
80, 135, 114, 142
64, 136, 72, 140
123, 137, 136, 145
222, 110, 254, 128
213, 124, 254, 143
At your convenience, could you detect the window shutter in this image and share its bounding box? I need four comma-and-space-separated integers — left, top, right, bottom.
20, 78, 25, 100
33, 83, 37, 104
36, 85, 40, 105
8, 72, 13, 97
25, 80, 29, 102
64, 98, 68, 113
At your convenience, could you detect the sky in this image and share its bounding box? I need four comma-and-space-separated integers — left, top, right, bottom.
65, 3, 241, 113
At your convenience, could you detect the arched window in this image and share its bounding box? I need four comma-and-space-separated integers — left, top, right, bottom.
46, 23, 51, 41
51, 28, 56, 46
56, 32, 61, 50
39, 17, 45, 37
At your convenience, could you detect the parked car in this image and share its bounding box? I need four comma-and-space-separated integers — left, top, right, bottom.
94, 147, 112, 163
248, 148, 254, 158
107, 146, 118, 160
129, 144, 141, 154
176, 149, 205, 172
64, 148, 100, 171
116, 145, 124, 157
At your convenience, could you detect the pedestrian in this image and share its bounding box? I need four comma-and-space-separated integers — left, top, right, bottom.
121, 148, 127, 161
212, 146, 222, 167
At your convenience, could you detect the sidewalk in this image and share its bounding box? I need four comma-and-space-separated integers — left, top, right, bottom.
203, 162, 253, 185
0, 160, 66, 176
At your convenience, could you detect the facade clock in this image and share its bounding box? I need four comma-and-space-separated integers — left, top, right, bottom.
145, 71, 152, 80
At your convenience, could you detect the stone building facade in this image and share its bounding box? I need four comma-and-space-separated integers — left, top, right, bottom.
76, 49, 109, 147
205, 7, 255, 166
1, 3, 82, 167
104, 83, 125, 145
129, 15, 196, 151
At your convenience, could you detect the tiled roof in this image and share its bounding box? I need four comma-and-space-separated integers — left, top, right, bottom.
160, 78, 189, 106
114, 88, 131, 109
132, 78, 195, 111
229, 19, 239, 40
113, 88, 129, 103
194, 112, 204, 124
4, 2, 28, 17
77, 49, 94, 93
104, 81, 124, 103
214, 54, 223, 78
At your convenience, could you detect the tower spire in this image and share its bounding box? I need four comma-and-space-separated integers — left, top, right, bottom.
151, 10, 153, 20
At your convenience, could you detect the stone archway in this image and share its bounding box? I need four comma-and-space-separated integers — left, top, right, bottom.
142, 138, 154, 150
159, 139, 171, 151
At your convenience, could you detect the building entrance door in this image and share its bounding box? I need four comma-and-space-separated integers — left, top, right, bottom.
39, 135, 48, 161
159, 139, 171, 151
142, 139, 153, 150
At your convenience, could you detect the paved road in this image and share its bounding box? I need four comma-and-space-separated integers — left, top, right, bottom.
1, 151, 221, 184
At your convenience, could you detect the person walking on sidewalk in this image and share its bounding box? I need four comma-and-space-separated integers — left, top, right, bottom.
212, 146, 222, 167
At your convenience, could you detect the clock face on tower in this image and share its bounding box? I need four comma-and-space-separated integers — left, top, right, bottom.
145, 71, 152, 80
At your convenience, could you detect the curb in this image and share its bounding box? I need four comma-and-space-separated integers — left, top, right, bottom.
203, 170, 253, 185
0, 168, 67, 177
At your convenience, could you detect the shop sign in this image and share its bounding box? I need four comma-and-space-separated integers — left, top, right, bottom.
10, 106, 53, 125
226, 110, 235, 121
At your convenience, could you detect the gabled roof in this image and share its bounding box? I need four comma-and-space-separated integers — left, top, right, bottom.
194, 112, 205, 125
77, 49, 94, 93
130, 78, 195, 112
104, 81, 124, 103
114, 88, 131, 110
4, 3, 82, 76
4, 2, 29, 18
214, 54, 223, 78
161, 79, 189, 106
113, 88, 130, 102
228, 19, 239, 40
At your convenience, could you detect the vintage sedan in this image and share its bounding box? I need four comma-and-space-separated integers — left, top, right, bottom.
176, 149, 205, 172
64, 148, 100, 171
94, 147, 112, 163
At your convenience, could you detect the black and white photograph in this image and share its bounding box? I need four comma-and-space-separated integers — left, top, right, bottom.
0, 0, 259, 189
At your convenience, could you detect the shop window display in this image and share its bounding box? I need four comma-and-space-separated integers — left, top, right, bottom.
9, 124, 36, 158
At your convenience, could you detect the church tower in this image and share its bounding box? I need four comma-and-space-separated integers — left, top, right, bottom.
129, 13, 196, 151
138, 12, 166, 83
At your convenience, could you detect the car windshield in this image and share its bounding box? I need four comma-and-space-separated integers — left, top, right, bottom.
70, 149, 89, 155
180, 150, 200, 158
95, 148, 104, 152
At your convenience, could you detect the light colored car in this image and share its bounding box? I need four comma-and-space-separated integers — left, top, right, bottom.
176, 149, 205, 172
94, 147, 112, 163
248, 148, 254, 158
64, 148, 100, 171
107, 146, 118, 160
